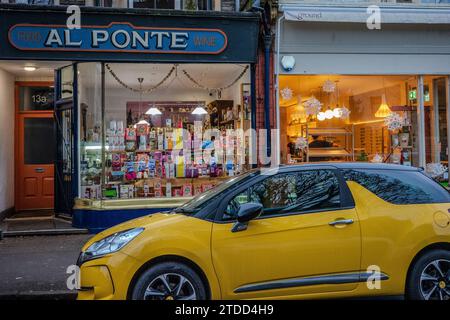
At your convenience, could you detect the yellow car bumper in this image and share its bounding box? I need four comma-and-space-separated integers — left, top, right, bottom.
77, 251, 143, 300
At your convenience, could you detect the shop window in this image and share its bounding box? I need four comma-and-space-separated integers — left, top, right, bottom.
76, 62, 251, 201
342, 169, 449, 204
9, 0, 55, 4
133, 0, 175, 8
60, 66, 74, 100
59, 0, 86, 4
223, 170, 341, 221
78, 63, 103, 199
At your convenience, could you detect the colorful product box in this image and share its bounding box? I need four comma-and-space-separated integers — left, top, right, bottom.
182, 184, 193, 197
202, 184, 214, 192
194, 185, 202, 196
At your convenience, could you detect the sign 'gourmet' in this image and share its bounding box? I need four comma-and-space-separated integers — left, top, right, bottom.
8, 22, 228, 54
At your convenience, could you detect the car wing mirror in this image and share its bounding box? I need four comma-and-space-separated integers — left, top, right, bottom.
231, 202, 263, 233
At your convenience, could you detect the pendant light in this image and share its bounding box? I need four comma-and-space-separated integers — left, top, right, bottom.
375, 77, 391, 118
191, 106, 208, 115
134, 77, 150, 127
332, 80, 342, 118
145, 104, 162, 115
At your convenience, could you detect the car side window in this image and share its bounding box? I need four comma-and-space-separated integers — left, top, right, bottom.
342, 169, 449, 204
221, 170, 341, 221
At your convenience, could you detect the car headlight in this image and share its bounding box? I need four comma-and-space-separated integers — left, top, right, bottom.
78, 228, 144, 265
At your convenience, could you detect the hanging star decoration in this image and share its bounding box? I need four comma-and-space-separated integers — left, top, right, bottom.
295, 137, 308, 150
426, 163, 448, 179
336, 106, 351, 119
322, 80, 336, 93
280, 87, 294, 100
384, 112, 404, 132
303, 97, 322, 116
371, 153, 383, 163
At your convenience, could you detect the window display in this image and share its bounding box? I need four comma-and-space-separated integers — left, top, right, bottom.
78, 62, 251, 201
279, 75, 444, 168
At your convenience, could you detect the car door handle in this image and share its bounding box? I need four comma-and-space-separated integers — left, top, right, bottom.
329, 219, 354, 226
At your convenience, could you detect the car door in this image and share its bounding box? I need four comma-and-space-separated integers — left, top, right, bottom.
211, 168, 361, 299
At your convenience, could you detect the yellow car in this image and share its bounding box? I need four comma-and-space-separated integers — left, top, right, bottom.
77, 163, 450, 300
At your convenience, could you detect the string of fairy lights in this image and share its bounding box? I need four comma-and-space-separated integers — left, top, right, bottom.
105, 63, 249, 95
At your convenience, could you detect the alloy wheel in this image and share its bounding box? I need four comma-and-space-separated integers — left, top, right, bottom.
419, 259, 450, 300
143, 273, 197, 300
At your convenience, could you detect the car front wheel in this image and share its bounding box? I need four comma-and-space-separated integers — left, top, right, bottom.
407, 249, 450, 300
131, 262, 207, 300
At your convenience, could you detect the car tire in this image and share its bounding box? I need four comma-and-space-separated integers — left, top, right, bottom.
407, 249, 450, 300
131, 262, 207, 300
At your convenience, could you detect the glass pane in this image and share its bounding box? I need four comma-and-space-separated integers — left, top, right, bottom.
250, 170, 340, 216
24, 118, 55, 165
61, 66, 74, 100
19, 86, 54, 111
103, 62, 252, 200
78, 63, 103, 199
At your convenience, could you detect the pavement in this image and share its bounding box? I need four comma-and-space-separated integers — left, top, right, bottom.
0, 234, 92, 300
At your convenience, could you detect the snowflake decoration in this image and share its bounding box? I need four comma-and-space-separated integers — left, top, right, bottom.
337, 106, 351, 119
295, 137, 308, 150
371, 153, 383, 163
280, 87, 294, 100
384, 112, 404, 132
426, 163, 448, 178
303, 97, 322, 116
322, 80, 336, 93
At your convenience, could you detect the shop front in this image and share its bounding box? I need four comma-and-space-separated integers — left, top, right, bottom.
275, 4, 450, 184
0, 5, 260, 232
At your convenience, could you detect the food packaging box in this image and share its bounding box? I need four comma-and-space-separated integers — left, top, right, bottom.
166, 183, 172, 197
202, 184, 214, 192
182, 184, 193, 197
194, 185, 202, 196
176, 156, 185, 178
125, 128, 137, 141
154, 179, 162, 190
154, 189, 162, 197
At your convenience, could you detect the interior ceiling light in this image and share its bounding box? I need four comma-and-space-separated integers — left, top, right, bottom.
333, 108, 342, 118
317, 112, 326, 121
135, 119, 150, 126
375, 94, 391, 118
191, 106, 208, 115
145, 107, 162, 115
324, 109, 334, 119
24, 66, 37, 72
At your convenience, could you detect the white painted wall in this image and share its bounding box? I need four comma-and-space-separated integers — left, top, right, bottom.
0, 67, 15, 213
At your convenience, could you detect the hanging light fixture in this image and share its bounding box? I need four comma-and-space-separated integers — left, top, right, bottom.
375, 94, 391, 118
145, 104, 162, 115
191, 106, 208, 115
134, 78, 150, 127
317, 112, 326, 121
375, 77, 391, 118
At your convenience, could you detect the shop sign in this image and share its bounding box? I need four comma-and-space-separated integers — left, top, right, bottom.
8, 22, 228, 55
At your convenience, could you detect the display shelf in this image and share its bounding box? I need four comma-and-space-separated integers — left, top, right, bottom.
308, 148, 353, 158
307, 127, 353, 136
300, 124, 355, 162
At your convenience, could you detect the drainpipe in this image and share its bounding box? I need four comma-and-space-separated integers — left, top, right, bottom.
264, 33, 272, 159
275, 14, 284, 166
251, 6, 273, 163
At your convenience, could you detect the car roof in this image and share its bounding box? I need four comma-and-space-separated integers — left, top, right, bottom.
275, 162, 421, 172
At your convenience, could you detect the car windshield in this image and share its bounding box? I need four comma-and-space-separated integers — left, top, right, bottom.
174, 170, 259, 215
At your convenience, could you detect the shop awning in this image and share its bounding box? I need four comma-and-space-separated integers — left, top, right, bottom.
281, 4, 450, 24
